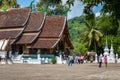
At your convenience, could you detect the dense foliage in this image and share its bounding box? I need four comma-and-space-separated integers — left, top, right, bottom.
36, 0, 69, 16
68, 15, 120, 56
68, 16, 88, 55
0, 0, 19, 11
43, 0, 120, 20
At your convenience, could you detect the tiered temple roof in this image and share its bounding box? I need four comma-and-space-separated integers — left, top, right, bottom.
0, 8, 73, 49
16, 12, 46, 44
0, 8, 31, 28
0, 8, 31, 43
32, 16, 68, 48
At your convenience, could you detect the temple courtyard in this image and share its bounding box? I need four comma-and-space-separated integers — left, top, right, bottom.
0, 63, 120, 80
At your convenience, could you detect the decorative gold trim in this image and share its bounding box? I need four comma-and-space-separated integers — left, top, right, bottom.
59, 17, 66, 37
0, 28, 22, 31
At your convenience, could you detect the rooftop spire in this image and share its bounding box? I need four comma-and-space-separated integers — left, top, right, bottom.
32, 4, 37, 12
29, 0, 35, 8
110, 39, 113, 50
105, 35, 108, 49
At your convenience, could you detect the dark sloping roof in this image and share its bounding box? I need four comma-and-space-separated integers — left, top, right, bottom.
16, 12, 46, 44
16, 33, 39, 44
24, 12, 46, 32
0, 30, 21, 39
0, 8, 73, 49
31, 38, 59, 48
39, 16, 66, 38
32, 16, 66, 48
64, 35, 74, 49
0, 8, 31, 28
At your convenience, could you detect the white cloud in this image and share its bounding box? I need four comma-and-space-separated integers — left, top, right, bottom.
67, 0, 84, 19
20, 6, 23, 8
35, 0, 39, 2
95, 12, 100, 17
106, 13, 110, 15
67, 12, 73, 19
62, 0, 67, 5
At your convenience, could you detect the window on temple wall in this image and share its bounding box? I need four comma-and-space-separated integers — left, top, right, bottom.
41, 49, 50, 54
58, 41, 64, 51
29, 49, 37, 54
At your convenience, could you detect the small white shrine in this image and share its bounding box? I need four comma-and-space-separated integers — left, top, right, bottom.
95, 37, 120, 63
104, 42, 115, 63
103, 37, 119, 63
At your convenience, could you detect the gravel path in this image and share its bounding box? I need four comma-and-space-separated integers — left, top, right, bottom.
0, 63, 120, 80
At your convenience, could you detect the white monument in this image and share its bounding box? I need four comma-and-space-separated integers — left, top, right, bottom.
104, 39, 109, 57
103, 38, 115, 63
109, 44, 115, 58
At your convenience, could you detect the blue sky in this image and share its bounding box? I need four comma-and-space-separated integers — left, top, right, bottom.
17, 0, 102, 19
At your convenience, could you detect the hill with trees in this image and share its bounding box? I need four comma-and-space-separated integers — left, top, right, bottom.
68, 15, 120, 56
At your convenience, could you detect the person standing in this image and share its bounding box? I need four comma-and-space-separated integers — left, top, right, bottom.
99, 55, 102, 68
68, 55, 73, 66
104, 56, 108, 68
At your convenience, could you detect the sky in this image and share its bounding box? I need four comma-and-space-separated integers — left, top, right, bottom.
17, 0, 102, 19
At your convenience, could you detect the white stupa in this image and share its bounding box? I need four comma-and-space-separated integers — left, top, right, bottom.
104, 37, 109, 56
103, 38, 115, 63
109, 44, 115, 58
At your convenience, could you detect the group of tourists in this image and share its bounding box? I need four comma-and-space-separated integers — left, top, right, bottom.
67, 54, 108, 67
52, 48, 70, 59
47, 48, 109, 67
73, 55, 85, 64
67, 55, 85, 66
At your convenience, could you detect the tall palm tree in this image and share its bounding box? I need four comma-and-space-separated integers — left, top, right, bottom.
80, 14, 103, 52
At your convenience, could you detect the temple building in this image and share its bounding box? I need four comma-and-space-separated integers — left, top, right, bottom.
0, 8, 73, 56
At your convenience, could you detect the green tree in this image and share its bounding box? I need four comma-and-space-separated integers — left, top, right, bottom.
68, 16, 88, 55
97, 15, 119, 35
0, 0, 19, 11
45, 0, 120, 28
97, 16, 120, 56
80, 0, 120, 28
40, 0, 74, 7
36, 0, 69, 16
80, 14, 103, 53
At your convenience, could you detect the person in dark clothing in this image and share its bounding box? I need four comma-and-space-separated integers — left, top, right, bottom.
65, 48, 70, 58
99, 55, 102, 68
68, 56, 73, 66
52, 50, 57, 56
52, 50, 59, 57
0, 56, 1, 62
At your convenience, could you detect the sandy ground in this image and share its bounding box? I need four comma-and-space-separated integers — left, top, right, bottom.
0, 63, 120, 80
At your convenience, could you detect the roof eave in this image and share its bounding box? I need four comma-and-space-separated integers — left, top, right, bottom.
59, 17, 67, 37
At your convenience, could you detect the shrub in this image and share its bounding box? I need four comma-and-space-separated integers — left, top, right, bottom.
51, 57, 56, 64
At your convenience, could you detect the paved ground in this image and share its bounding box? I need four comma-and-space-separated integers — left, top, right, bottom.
0, 63, 120, 80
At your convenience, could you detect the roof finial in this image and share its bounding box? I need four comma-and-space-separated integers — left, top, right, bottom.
29, 0, 37, 12
111, 37, 113, 49
32, 3, 37, 12
29, 0, 35, 8
105, 33, 108, 49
